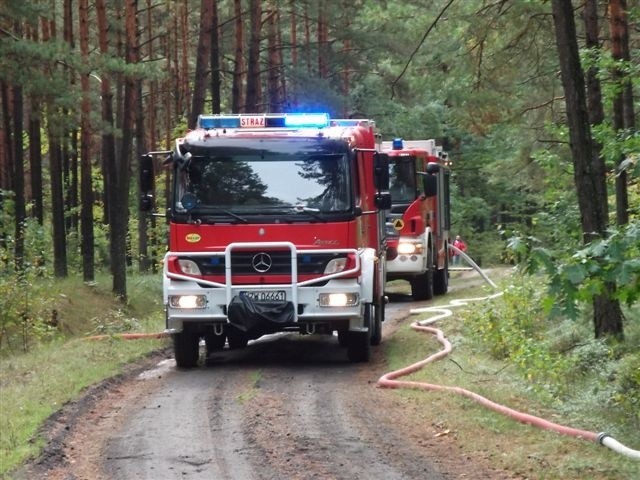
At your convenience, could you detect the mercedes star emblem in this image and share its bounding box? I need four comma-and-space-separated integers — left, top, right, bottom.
251, 252, 272, 273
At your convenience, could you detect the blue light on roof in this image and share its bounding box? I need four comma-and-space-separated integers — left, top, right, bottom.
392, 138, 404, 150
283, 113, 329, 128
196, 113, 330, 129
198, 115, 240, 129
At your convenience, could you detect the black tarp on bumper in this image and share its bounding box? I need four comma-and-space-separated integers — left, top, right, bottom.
227, 293, 295, 335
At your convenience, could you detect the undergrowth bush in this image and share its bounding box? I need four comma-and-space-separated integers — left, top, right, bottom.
612, 354, 640, 424
463, 273, 640, 425
0, 268, 57, 354
463, 277, 569, 394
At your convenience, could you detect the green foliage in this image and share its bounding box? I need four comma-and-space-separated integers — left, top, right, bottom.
611, 353, 640, 423
0, 270, 56, 353
463, 274, 640, 427
0, 273, 165, 474
463, 277, 569, 394
510, 221, 640, 319
0, 214, 57, 353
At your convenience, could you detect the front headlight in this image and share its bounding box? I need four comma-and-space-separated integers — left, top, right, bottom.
318, 292, 359, 307
168, 295, 207, 309
397, 242, 423, 255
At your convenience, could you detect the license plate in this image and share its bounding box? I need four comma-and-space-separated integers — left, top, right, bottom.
241, 290, 286, 302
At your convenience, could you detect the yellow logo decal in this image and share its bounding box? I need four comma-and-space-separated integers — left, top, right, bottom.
185, 233, 201, 243
393, 219, 405, 231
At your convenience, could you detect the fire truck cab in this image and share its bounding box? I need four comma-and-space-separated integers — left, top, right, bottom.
382, 138, 450, 300
140, 113, 390, 367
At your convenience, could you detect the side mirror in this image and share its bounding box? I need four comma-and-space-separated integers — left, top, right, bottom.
140, 154, 154, 193
375, 191, 392, 210
373, 152, 390, 191
421, 162, 440, 197
140, 154, 155, 212
420, 172, 438, 198
140, 194, 154, 212
425, 162, 440, 174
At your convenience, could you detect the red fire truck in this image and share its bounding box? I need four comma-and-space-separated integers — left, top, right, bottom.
140, 113, 390, 367
381, 139, 450, 300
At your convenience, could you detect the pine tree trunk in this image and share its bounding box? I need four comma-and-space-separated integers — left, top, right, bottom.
28, 102, 44, 225
210, 0, 221, 114
551, 0, 623, 339
304, 4, 311, 74
49, 136, 68, 278
189, 0, 213, 128
608, 0, 630, 226
582, 0, 604, 125
79, 0, 95, 282
96, 0, 117, 262
63, 0, 78, 234
317, 2, 328, 79
232, 0, 244, 112
266, 4, 281, 112
246, 0, 262, 112
179, 0, 190, 119
0, 83, 12, 194
136, 79, 150, 274
288, 0, 298, 109
109, 0, 139, 300
12, 83, 26, 272
41, 17, 68, 278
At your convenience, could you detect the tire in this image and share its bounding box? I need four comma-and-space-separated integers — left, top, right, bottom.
347, 330, 371, 362
205, 331, 226, 354
434, 253, 449, 296
227, 326, 249, 349
410, 266, 434, 301
411, 247, 434, 301
369, 302, 383, 346
173, 331, 200, 368
347, 310, 372, 362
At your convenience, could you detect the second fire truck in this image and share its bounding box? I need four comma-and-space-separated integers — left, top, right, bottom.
382, 138, 451, 300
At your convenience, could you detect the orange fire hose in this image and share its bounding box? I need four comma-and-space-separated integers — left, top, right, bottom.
377, 293, 640, 459
84, 332, 169, 341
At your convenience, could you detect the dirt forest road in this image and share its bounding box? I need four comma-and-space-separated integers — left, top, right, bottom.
21, 271, 519, 480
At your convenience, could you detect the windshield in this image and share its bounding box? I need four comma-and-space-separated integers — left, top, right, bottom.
174, 151, 352, 214
389, 157, 417, 203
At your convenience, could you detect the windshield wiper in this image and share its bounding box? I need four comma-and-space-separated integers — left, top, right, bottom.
194, 208, 249, 223
290, 204, 328, 222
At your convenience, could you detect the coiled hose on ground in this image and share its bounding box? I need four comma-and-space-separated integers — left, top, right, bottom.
378, 247, 640, 460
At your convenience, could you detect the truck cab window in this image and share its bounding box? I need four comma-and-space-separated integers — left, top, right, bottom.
389, 158, 417, 203
174, 151, 351, 214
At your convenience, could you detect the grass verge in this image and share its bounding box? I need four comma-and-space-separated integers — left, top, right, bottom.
0, 274, 169, 476
382, 270, 639, 480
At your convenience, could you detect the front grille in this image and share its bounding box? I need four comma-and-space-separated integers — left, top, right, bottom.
187, 252, 344, 276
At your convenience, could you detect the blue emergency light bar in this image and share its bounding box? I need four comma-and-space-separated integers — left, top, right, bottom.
197, 113, 330, 130
392, 138, 404, 150
330, 119, 372, 127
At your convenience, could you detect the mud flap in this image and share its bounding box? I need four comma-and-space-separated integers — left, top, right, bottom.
227, 293, 294, 335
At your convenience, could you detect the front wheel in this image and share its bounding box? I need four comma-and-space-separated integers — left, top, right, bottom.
369, 302, 384, 346
411, 268, 434, 300
347, 310, 372, 362
411, 249, 434, 301
347, 330, 371, 362
434, 254, 449, 296
173, 331, 200, 368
